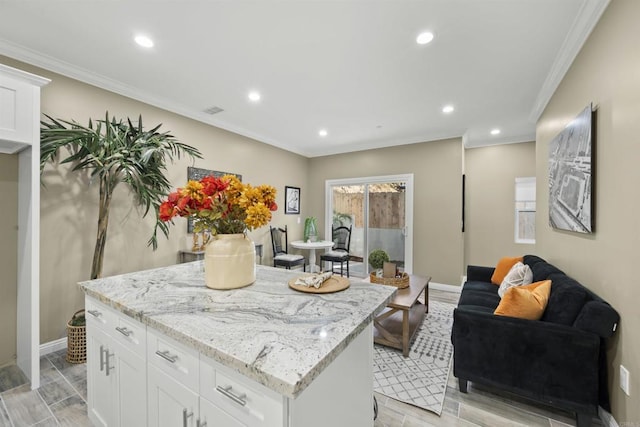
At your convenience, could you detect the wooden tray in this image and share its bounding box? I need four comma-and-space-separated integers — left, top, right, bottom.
288, 275, 350, 294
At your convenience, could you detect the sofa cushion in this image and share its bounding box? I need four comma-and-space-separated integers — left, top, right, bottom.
463, 280, 500, 293
541, 274, 589, 325
494, 280, 551, 320
498, 262, 533, 298
491, 256, 523, 285
531, 262, 564, 282
459, 289, 500, 309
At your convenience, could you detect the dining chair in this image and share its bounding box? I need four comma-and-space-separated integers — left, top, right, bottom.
270, 225, 306, 271
320, 225, 352, 277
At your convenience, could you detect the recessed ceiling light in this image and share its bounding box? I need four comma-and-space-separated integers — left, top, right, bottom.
491, 128, 501, 135
318, 129, 328, 137
134, 35, 154, 48
416, 31, 434, 45
442, 105, 454, 114
248, 91, 261, 102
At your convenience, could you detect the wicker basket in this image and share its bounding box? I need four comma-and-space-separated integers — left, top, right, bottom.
369, 272, 410, 289
66, 309, 86, 364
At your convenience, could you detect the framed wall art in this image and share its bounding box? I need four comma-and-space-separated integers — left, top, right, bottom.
548, 104, 595, 234
284, 186, 300, 215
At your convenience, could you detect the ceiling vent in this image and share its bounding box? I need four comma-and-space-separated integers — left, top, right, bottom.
203, 106, 224, 115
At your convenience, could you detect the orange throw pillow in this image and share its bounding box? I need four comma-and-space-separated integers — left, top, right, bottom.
494, 280, 552, 320
490, 256, 523, 285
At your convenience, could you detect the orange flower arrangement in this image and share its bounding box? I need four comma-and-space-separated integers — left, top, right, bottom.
159, 175, 277, 235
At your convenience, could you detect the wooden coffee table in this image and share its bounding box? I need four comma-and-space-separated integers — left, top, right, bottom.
373, 275, 430, 357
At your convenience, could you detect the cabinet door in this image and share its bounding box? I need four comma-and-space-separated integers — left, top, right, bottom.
86, 326, 116, 427
148, 364, 199, 427
112, 340, 147, 427
199, 397, 246, 427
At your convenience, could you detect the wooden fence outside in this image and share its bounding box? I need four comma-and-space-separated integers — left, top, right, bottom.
333, 192, 405, 229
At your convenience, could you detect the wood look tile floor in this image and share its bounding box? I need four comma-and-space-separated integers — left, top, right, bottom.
0, 289, 602, 427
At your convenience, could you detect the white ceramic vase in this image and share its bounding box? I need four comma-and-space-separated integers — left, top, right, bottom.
204, 233, 256, 290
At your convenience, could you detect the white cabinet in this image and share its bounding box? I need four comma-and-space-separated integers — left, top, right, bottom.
86, 294, 375, 427
86, 325, 115, 427
148, 364, 199, 427
86, 298, 147, 427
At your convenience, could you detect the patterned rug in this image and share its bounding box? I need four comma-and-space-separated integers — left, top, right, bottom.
373, 300, 455, 415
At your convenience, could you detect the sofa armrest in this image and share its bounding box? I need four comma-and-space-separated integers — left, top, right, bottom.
452, 307, 601, 408
574, 300, 620, 338
466, 265, 495, 283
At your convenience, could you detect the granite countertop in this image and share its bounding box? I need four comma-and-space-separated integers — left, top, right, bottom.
80, 263, 396, 398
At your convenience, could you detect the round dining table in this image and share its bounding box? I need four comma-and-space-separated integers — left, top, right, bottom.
290, 240, 334, 273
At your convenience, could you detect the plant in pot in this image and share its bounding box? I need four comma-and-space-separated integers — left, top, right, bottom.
304, 217, 318, 242
41, 112, 202, 362
40, 112, 202, 280
368, 249, 390, 276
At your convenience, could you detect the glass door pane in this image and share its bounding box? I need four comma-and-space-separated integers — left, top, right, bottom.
367, 182, 406, 275
330, 185, 365, 276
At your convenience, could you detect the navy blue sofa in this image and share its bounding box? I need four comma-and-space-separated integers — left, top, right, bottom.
451, 255, 619, 427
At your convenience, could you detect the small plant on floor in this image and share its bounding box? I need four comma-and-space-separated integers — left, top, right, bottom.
368, 249, 389, 275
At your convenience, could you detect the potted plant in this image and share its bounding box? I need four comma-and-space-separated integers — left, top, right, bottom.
40, 112, 202, 279
304, 217, 318, 242
368, 249, 390, 274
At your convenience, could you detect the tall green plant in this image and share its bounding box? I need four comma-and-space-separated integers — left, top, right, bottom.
40, 112, 202, 279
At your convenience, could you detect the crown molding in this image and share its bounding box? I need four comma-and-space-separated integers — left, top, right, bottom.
529, 0, 610, 122
0, 38, 308, 157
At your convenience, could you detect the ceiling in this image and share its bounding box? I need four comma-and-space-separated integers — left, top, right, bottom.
0, 0, 609, 158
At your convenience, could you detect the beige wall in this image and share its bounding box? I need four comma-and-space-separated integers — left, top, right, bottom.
308, 138, 464, 286
464, 142, 537, 267
536, 0, 638, 423
0, 154, 18, 366
0, 56, 310, 346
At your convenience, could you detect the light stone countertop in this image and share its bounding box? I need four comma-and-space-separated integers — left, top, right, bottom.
80, 263, 396, 398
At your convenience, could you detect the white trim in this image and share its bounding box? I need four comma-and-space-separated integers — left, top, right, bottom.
529, 0, 610, 121
598, 407, 619, 427
430, 282, 462, 294
40, 337, 67, 357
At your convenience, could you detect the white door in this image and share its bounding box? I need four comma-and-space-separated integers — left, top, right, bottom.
326, 174, 413, 277
112, 341, 147, 426
148, 364, 199, 427
86, 327, 115, 427
199, 397, 247, 427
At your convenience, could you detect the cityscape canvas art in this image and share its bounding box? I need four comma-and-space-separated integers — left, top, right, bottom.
548, 105, 594, 233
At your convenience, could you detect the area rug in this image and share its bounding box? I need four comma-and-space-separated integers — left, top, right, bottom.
373, 300, 455, 415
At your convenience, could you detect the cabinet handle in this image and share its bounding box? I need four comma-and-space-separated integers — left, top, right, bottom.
182, 408, 193, 427
196, 419, 207, 427
115, 326, 132, 337
88, 310, 102, 317
216, 385, 247, 406
105, 350, 114, 376
99, 345, 105, 372
155, 350, 178, 363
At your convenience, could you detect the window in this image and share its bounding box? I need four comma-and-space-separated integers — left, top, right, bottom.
515, 177, 536, 244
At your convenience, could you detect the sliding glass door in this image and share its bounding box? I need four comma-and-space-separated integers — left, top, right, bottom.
325, 174, 413, 277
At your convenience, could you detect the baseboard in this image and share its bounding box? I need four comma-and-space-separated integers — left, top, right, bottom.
598, 407, 619, 427
40, 337, 67, 356
430, 282, 462, 293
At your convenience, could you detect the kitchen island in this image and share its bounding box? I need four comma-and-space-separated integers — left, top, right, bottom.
80, 263, 396, 427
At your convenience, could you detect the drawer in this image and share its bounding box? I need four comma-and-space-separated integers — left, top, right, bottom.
200, 356, 284, 426
147, 328, 199, 391
85, 297, 116, 331
110, 314, 146, 358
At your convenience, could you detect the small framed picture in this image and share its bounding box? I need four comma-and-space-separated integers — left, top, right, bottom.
285, 186, 300, 215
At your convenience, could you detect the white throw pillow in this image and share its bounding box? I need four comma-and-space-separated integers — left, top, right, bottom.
498, 262, 533, 298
